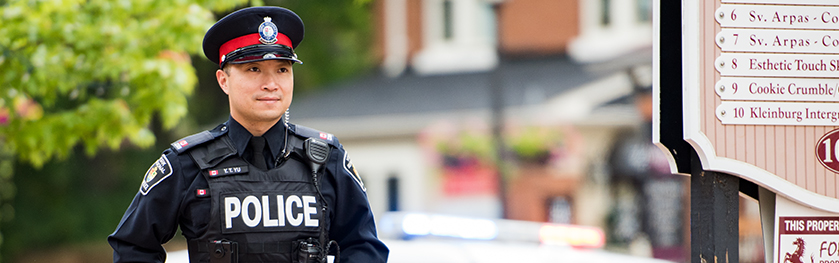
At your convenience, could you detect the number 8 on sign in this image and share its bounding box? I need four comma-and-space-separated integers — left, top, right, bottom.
816, 129, 839, 174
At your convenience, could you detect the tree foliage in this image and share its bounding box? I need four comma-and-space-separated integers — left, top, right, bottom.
0, 0, 253, 261
0, 0, 251, 167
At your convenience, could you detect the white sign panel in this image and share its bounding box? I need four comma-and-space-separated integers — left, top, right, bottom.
715, 53, 839, 78
716, 101, 839, 125
716, 29, 839, 53
776, 217, 839, 263
715, 77, 839, 102
715, 5, 839, 30
775, 196, 839, 263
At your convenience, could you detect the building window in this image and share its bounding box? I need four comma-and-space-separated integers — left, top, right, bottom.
637, 0, 652, 22
443, 0, 454, 40
412, 0, 498, 75
387, 176, 400, 212
600, 0, 611, 26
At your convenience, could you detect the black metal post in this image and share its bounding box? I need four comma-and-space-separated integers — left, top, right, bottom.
691, 152, 739, 263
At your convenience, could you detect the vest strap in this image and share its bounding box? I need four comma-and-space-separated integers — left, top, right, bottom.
188, 135, 238, 170
171, 131, 215, 154
291, 124, 338, 146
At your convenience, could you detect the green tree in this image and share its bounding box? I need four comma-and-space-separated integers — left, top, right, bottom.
0, 0, 253, 261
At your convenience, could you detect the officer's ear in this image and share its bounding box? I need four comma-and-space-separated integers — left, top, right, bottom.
216, 69, 230, 95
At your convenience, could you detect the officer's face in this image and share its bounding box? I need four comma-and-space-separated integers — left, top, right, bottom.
216, 59, 294, 128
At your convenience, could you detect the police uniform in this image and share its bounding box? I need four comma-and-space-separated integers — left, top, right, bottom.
108, 6, 388, 263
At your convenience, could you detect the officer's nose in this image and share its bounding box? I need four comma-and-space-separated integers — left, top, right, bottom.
262, 79, 280, 91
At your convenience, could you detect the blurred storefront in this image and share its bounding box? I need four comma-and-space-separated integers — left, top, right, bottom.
288, 1, 767, 262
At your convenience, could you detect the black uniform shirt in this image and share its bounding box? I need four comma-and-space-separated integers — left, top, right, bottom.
108, 117, 389, 263
228, 118, 284, 169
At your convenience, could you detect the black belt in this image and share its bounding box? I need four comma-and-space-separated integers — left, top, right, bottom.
188, 240, 295, 254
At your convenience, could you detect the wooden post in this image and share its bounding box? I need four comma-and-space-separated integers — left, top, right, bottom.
691, 152, 739, 263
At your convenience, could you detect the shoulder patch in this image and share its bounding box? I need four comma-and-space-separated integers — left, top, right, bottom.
292, 124, 336, 145
170, 130, 214, 154
343, 151, 366, 192
140, 154, 173, 195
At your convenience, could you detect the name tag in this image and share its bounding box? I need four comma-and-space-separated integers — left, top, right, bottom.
208, 166, 249, 177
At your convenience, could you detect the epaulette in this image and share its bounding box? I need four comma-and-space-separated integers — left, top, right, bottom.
289, 123, 339, 147
170, 123, 229, 154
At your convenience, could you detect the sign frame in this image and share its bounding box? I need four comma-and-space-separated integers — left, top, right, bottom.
677, 0, 839, 214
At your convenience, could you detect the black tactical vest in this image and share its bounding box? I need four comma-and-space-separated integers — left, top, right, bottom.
181, 125, 332, 263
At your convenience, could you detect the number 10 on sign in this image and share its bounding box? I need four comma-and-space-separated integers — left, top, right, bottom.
817, 129, 839, 174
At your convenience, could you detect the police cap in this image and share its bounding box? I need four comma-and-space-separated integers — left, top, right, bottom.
203, 6, 304, 68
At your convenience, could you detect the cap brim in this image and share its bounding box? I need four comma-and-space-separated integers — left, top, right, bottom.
221, 45, 302, 68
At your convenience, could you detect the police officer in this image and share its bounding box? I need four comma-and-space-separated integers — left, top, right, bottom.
108, 6, 389, 263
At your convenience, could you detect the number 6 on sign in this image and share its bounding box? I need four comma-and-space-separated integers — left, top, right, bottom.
816, 129, 839, 174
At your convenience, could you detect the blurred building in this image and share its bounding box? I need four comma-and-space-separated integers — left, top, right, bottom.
290, 0, 681, 260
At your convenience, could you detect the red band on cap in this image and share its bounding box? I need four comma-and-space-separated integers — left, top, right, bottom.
218, 33, 293, 65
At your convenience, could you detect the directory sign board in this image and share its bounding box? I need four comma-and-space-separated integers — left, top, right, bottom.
681, 0, 839, 213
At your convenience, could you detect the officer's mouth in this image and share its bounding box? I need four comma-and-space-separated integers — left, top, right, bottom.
256, 96, 281, 103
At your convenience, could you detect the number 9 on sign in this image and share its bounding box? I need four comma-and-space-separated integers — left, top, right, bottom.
817, 129, 839, 174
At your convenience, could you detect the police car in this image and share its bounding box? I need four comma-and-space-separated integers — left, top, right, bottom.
166, 212, 676, 263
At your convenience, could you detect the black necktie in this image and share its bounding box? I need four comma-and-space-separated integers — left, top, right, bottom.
249, 136, 268, 169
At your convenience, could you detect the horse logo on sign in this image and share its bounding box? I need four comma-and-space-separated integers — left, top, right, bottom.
784, 237, 814, 263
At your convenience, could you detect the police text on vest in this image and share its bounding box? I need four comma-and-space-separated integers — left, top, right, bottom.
224, 195, 319, 229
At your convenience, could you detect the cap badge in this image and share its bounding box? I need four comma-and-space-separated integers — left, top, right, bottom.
259, 17, 279, 44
